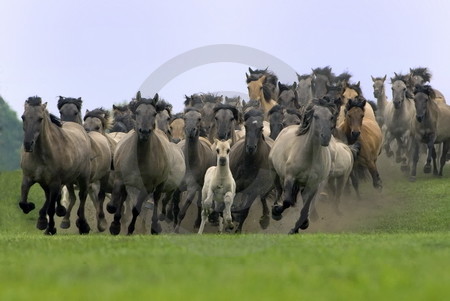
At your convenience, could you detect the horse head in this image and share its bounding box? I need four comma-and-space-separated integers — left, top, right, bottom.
371, 75, 386, 99
243, 109, 264, 155
83, 108, 110, 133
131, 91, 158, 141
278, 82, 299, 109
22, 97, 47, 152
57, 96, 83, 124
296, 73, 313, 106
312, 66, 334, 98
184, 108, 202, 139
268, 104, 284, 140
213, 104, 239, 141
413, 84, 435, 123
214, 138, 232, 166
345, 96, 366, 143
155, 100, 173, 140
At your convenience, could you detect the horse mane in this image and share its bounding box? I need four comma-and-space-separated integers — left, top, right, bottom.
296, 73, 312, 81
335, 72, 352, 84
414, 84, 436, 99
268, 104, 284, 116
367, 100, 378, 112
84, 107, 112, 130
49, 113, 63, 127
285, 108, 302, 119
297, 98, 338, 136
57, 96, 82, 111
155, 99, 173, 115
224, 96, 241, 105
184, 107, 200, 114
213, 103, 239, 121
243, 108, 264, 121
390, 72, 410, 84
26, 96, 43, 106
130, 95, 158, 112
346, 95, 367, 112
246, 68, 278, 86
172, 112, 185, 120
410, 67, 432, 82
312, 66, 334, 79
202, 93, 222, 104
278, 82, 296, 93
184, 94, 203, 107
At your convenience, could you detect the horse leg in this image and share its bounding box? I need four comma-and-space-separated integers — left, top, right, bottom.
409, 140, 420, 182
198, 190, 213, 235
44, 184, 60, 235
172, 188, 182, 228
259, 193, 270, 230
333, 176, 345, 216
127, 190, 147, 235
76, 177, 91, 235
384, 132, 394, 157
423, 137, 435, 174
175, 189, 197, 233
197, 191, 208, 229
272, 176, 296, 219
438, 141, 450, 176
235, 193, 255, 233
37, 184, 50, 230
19, 176, 36, 214
432, 145, 438, 176
61, 185, 77, 229
223, 192, 234, 232
289, 188, 316, 234
368, 161, 382, 191
151, 188, 163, 235
395, 137, 403, 163
55, 186, 66, 217
109, 181, 127, 235
350, 171, 361, 200
95, 178, 109, 232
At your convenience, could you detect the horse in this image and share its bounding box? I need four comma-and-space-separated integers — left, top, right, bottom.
383, 73, 416, 172
57, 96, 83, 124
410, 85, 450, 180
184, 93, 204, 110
371, 75, 389, 127
277, 82, 300, 109
409, 67, 446, 104
225, 96, 244, 130
200, 93, 223, 137
170, 112, 185, 143
269, 98, 339, 234
338, 96, 383, 196
268, 104, 284, 140
106, 92, 183, 235
198, 139, 235, 234
57, 101, 114, 232
312, 66, 335, 98
296, 73, 313, 106
283, 108, 302, 127
246, 68, 278, 119
208, 103, 240, 146
229, 109, 274, 233
155, 99, 173, 141
338, 81, 377, 126
19, 96, 92, 235
111, 103, 135, 133
171, 108, 216, 232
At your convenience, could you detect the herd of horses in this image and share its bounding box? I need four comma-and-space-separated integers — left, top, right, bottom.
18, 66, 450, 235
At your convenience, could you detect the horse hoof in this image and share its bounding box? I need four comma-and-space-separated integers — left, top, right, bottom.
55, 205, 66, 217
225, 221, 235, 232
408, 176, 416, 182
106, 202, 116, 214
19, 202, 35, 214
174, 225, 180, 234
259, 215, 270, 229
288, 228, 299, 235
127, 225, 135, 235
110, 221, 121, 235
76, 218, 91, 235
151, 223, 162, 235
208, 212, 219, 226
60, 219, 71, 229
423, 165, 431, 174
97, 219, 107, 232
44, 227, 57, 235
36, 217, 48, 230
300, 218, 309, 230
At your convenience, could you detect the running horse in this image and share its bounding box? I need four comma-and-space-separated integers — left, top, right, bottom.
246, 67, 278, 120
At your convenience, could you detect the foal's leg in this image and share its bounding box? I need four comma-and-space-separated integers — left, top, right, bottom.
76, 176, 91, 235
223, 192, 235, 232
198, 191, 213, 235
61, 185, 77, 229
19, 176, 36, 214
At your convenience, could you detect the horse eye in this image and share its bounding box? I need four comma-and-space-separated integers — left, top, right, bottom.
198, 118, 201, 122
227, 149, 230, 154
230, 117, 234, 121
216, 149, 220, 154
74, 112, 78, 115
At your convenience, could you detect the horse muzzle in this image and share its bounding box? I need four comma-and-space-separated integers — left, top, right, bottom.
23, 140, 35, 152
416, 115, 424, 123
219, 157, 227, 166
351, 131, 360, 141
138, 128, 152, 140
393, 101, 401, 109
246, 145, 257, 155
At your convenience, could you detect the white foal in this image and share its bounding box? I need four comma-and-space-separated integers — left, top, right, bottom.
198, 139, 236, 234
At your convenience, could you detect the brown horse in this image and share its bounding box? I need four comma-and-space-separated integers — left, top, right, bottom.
337, 81, 377, 126
409, 67, 446, 104
20, 97, 92, 235
246, 68, 278, 119
338, 96, 383, 196
107, 92, 183, 235
169, 112, 185, 143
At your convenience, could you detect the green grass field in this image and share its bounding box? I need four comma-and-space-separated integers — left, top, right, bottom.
0, 161, 449, 300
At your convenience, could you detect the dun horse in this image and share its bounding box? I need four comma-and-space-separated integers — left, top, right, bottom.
269, 98, 338, 234
371, 75, 389, 127
20, 97, 92, 235
246, 68, 278, 119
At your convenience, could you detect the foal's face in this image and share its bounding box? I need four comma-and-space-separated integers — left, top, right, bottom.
244, 116, 264, 155
214, 139, 232, 166
345, 106, 364, 143
312, 106, 335, 147
83, 117, 103, 133
247, 75, 265, 101
135, 103, 157, 141
22, 103, 46, 152
59, 103, 81, 124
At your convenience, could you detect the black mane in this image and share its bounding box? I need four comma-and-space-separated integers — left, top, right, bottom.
244, 108, 264, 121
346, 82, 363, 96
297, 97, 339, 136
414, 84, 436, 99
346, 95, 367, 111
312, 66, 334, 79
335, 72, 352, 84
410, 67, 432, 82
84, 107, 111, 129
213, 103, 239, 121
268, 104, 284, 116
390, 72, 410, 84
26, 96, 42, 106
57, 96, 82, 111
202, 93, 222, 104
49, 113, 62, 127
156, 99, 173, 114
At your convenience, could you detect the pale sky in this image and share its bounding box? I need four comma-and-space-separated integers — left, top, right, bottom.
1, 0, 449, 117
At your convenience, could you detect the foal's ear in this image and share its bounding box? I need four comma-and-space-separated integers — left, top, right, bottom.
226, 139, 232, 146
214, 138, 219, 144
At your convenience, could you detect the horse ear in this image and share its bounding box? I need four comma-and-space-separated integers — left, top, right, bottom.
394, 72, 399, 78
382, 74, 387, 81
259, 75, 266, 83
248, 67, 254, 73
136, 91, 142, 102
278, 81, 282, 90
85, 109, 89, 114
356, 81, 360, 87
77, 97, 82, 101
293, 82, 297, 89
409, 68, 413, 73
214, 138, 219, 144
153, 93, 159, 103
296, 72, 301, 81
226, 139, 232, 146
113, 104, 117, 110
245, 73, 249, 79
371, 75, 375, 82
59, 96, 64, 101
42, 102, 47, 109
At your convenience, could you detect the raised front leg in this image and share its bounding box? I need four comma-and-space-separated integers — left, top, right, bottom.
272, 176, 297, 219
198, 191, 213, 235
19, 176, 36, 214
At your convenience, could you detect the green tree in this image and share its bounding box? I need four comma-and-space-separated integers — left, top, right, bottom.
0, 96, 22, 171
